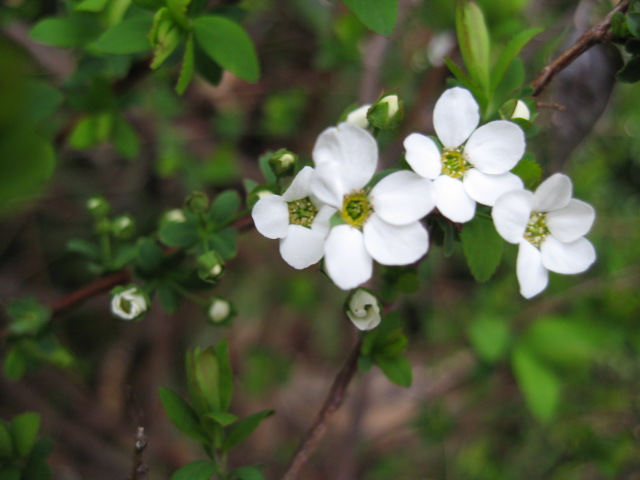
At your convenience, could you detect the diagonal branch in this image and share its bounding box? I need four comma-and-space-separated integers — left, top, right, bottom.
282, 337, 363, 480
531, 0, 632, 97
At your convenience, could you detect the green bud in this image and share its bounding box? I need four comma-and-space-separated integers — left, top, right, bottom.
268, 149, 298, 178
198, 250, 225, 283
111, 214, 136, 239
149, 7, 183, 70
367, 93, 403, 130
184, 191, 209, 214
86, 196, 110, 218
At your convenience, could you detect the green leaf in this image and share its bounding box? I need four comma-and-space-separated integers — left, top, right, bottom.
194, 41, 223, 86
75, 0, 109, 12
192, 347, 221, 413
215, 340, 233, 411
171, 460, 218, 480
231, 465, 266, 480
177, 35, 195, 95
149, 8, 184, 70
113, 117, 140, 159
10, 412, 40, 459
0, 466, 22, 480
30, 17, 101, 48
157, 282, 181, 313
511, 156, 542, 190
3, 348, 27, 380
455, 0, 491, 93
22, 457, 52, 480
222, 410, 274, 451
159, 220, 199, 247
491, 28, 543, 92
208, 227, 237, 260
460, 214, 504, 282
0, 421, 13, 458
93, 16, 154, 54
167, 0, 192, 30
24, 80, 64, 125
627, 12, 640, 38
467, 315, 511, 363
512, 345, 561, 423
206, 411, 238, 427
617, 55, 640, 83
67, 238, 100, 260
208, 190, 241, 226
342, 0, 398, 36
159, 387, 209, 444
192, 16, 260, 82
374, 354, 412, 387
133, 0, 165, 10
137, 238, 164, 273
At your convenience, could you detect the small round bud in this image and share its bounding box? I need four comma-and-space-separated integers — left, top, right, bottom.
162, 208, 187, 224
112, 214, 136, 239
268, 149, 298, 178
111, 285, 149, 321
184, 191, 209, 214
197, 251, 225, 283
86, 196, 110, 218
367, 93, 403, 130
207, 297, 233, 325
511, 100, 531, 121
345, 104, 372, 129
345, 288, 382, 331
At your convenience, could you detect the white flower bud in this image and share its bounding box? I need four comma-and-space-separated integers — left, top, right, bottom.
380, 94, 399, 118
511, 100, 531, 121
111, 286, 149, 321
164, 209, 187, 223
345, 104, 371, 129
345, 288, 381, 331
208, 298, 232, 324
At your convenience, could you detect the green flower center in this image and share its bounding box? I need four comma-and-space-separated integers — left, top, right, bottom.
524, 211, 550, 247
288, 197, 318, 228
341, 190, 373, 228
119, 298, 133, 314
441, 148, 472, 179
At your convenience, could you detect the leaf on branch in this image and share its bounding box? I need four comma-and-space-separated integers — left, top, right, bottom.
159, 387, 209, 445
342, 0, 398, 36
455, 0, 491, 94
30, 17, 101, 48
93, 16, 155, 54
460, 214, 504, 282
171, 460, 218, 480
222, 410, 274, 451
177, 34, 195, 95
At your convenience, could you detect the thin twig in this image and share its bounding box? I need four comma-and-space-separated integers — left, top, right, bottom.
282, 337, 363, 480
129, 426, 149, 480
531, 0, 632, 97
50, 269, 131, 315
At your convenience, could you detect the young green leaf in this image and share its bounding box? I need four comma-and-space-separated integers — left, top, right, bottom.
0, 421, 13, 458
93, 16, 154, 54
455, 0, 491, 94
460, 214, 504, 282
112, 117, 140, 159
192, 16, 259, 82
30, 17, 101, 48
208, 227, 238, 260
374, 354, 412, 387
511, 156, 542, 190
3, 348, 27, 380
137, 238, 165, 273
167, 0, 192, 30
171, 460, 218, 480
177, 35, 195, 95
342, 0, 398, 36
222, 410, 274, 451
617, 55, 640, 83
206, 411, 238, 427
491, 28, 543, 93
231, 465, 266, 480
208, 190, 241, 226
10, 412, 40, 459
158, 220, 199, 247
467, 315, 511, 363
159, 387, 209, 444
75, 0, 109, 12
215, 340, 234, 411
193, 347, 222, 413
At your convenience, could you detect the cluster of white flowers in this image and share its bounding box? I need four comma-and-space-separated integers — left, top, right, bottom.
252, 87, 596, 309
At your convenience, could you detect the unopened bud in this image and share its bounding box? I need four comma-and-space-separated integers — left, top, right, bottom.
345, 104, 371, 129
198, 251, 225, 283
511, 100, 531, 121
184, 191, 209, 214
111, 285, 149, 321
207, 297, 233, 325
162, 208, 187, 224
112, 214, 136, 239
86, 196, 110, 218
345, 288, 382, 331
367, 93, 403, 130
268, 149, 297, 178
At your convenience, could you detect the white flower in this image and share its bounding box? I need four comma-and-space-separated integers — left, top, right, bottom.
346, 288, 382, 331
111, 286, 149, 321
492, 173, 596, 298
311, 123, 435, 290
252, 166, 334, 269
403, 87, 526, 223
345, 104, 371, 129
208, 298, 232, 323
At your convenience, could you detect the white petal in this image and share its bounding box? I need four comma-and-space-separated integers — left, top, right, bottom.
517, 241, 549, 298
547, 199, 595, 243
312, 122, 377, 189
279, 225, 326, 269
252, 195, 289, 239
370, 171, 435, 225
311, 205, 336, 237
347, 289, 381, 331
433, 87, 480, 149
491, 189, 534, 244
433, 175, 476, 223
464, 169, 524, 206
532, 173, 572, 212
282, 166, 314, 201
310, 161, 349, 209
464, 120, 525, 174
324, 225, 373, 290
363, 214, 428, 265
345, 104, 371, 128
540, 236, 596, 275
403, 133, 442, 179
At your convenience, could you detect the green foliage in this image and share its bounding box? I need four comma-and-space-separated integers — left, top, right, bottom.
460, 214, 504, 282
93, 16, 154, 54
159, 387, 209, 444
30, 16, 101, 48
171, 460, 218, 480
230, 465, 266, 480
342, 0, 398, 36
456, 0, 491, 94
221, 410, 275, 451
0, 413, 51, 480
467, 315, 511, 363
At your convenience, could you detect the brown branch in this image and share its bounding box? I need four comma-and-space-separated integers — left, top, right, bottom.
282, 337, 363, 480
531, 0, 632, 97
129, 426, 149, 480
50, 269, 131, 315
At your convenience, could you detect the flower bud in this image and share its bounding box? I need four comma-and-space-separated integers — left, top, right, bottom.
247, 185, 277, 208
207, 297, 233, 325
86, 196, 110, 218
197, 250, 225, 283
184, 191, 209, 214
268, 149, 297, 178
367, 93, 403, 130
111, 214, 136, 239
111, 285, 149, 321
345, 104, 371, 129
511, 100, 531, 121
345, 288, 382, 331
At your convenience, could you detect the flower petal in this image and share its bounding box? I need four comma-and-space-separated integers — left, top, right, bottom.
492, 189, 534, 244
310, 161, 349, 208
279, 225, 326, 269
252, 195, 289, 239
517, 241, 549, 298
282, 166, 314, 201
464, 169, 524, 207
464, 120, 525, 174
370, 170, 435, 225
363, 214, 428, 265
312, 122, 377, 189
345, 104, 371, 128
547, 199, 595, 243
311, 205, 336, 237
433, 175, 475, 223
532, 173, 572, 212
324, 225, 373, 290
433, 87, 480, 149
403, 133, 442, 179
540, 236, 596, 274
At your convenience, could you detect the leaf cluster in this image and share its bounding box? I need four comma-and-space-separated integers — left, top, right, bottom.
0, 413, 52, 480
